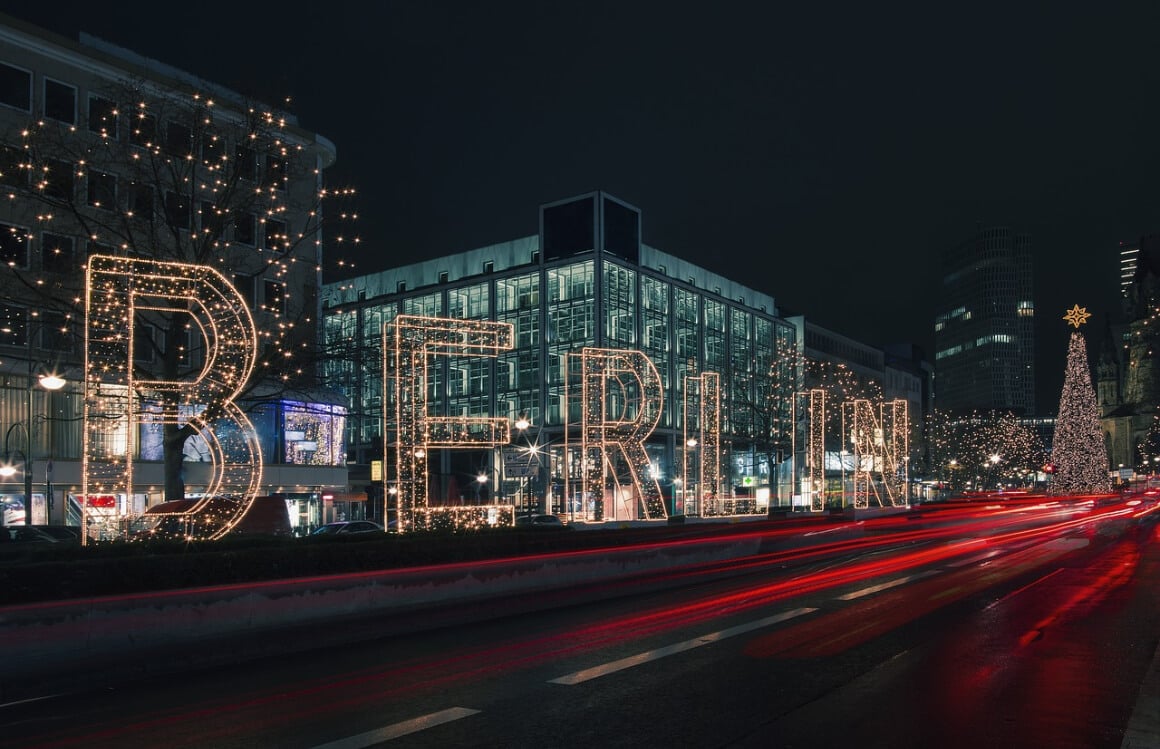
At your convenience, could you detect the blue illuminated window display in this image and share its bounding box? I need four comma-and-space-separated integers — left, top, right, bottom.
138, 400, 345, 466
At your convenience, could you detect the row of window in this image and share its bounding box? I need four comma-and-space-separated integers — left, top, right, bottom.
1, 61, 285, 184
0, 209, 287, 272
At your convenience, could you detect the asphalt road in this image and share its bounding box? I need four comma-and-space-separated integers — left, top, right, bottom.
4, 497, 1159, 748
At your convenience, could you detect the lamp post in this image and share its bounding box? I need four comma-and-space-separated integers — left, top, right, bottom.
2, 369, 66, 526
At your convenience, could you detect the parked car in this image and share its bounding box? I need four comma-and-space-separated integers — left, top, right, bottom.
310, 520, 384, 536
132, 496, 293, 540
514, 514, 571, 530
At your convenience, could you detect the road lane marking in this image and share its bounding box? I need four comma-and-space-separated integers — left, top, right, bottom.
946, 549, 1001, 568
310, 707, 481, 748
984, 567, 1066, 611
548, 607, 817, 686
835, 570, 939, 600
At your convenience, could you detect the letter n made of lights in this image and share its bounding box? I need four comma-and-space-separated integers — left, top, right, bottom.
386, 315, 513, 531
683, 372, 721, 514
576, 348, 666, 520
807, 388, 826, 512
83, 255, 263, 540
840, 398, 909, 508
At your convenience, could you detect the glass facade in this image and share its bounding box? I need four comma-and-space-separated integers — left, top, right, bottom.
323, 234, 795, 519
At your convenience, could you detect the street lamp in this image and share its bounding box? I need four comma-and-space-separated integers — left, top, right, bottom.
2, 369, 66, 525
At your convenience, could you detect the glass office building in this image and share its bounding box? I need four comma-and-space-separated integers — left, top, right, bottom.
322, 193, 797, 520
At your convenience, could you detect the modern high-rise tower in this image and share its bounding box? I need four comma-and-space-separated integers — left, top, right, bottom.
934, 227, 1035, 414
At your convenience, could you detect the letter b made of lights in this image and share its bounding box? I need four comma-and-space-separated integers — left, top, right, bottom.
83, 256, 263, 539
387, 315, 515, 531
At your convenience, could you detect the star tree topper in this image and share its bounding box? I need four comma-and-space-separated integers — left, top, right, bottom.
1063, 304, 1092, 328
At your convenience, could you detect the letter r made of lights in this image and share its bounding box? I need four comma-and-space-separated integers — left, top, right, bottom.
83, 255, 263, 539
578, 348, 667, 520
386, 315, 514, 531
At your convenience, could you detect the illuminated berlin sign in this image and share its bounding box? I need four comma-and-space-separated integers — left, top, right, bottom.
78, 261, 909, 536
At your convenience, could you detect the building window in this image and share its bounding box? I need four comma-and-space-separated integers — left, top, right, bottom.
234, 212, 256, 245
264, 280, 286, 314
164, 191, 192, 230
0, 223, 29, 268
235, 144, 257, 181
177, 327, 202, 367
87, 95, 118, 138
128, 182, 154, 220
232, 274, 256, 309
439, 271, 449, 284
43, 79, 76, 124
263, 218, 286, 250
201, 132, 222, 165
0, 144, 25, 187
200, 201, 224, 240
483, 261, 494, 274
87, 169, 117, 209
397, 281, 406, 293
41, 158, 74, 201
41, 232, 75, 273
164, 121, 192, 157
39, 310, 72, 352
130, 111, 157, 147
0, 63, 31, 111
0, 304, 28, 346
264, 155, 285, 190
134, 322, 155, 363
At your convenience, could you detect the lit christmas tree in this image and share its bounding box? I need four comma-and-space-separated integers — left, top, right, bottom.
1051, 305, 1111, 493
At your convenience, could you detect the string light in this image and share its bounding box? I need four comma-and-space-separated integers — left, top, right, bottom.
840, 399, 909, 508
386, 315, 514, 532
83, 255, 263, 541
806, 388, 826, 511
576, 348, 667, 521
683, 372, 721, 515
1052, 326, 1111, 493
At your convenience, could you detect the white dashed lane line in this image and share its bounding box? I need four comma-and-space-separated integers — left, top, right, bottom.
835, 570, 941, 601
310, 707, 481, 748
548, 607, 818, 686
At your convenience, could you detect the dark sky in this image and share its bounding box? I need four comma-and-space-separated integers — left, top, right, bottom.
13, 2, 1160, 413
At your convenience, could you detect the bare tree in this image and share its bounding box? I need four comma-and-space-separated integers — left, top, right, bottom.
0, 79, 357, 500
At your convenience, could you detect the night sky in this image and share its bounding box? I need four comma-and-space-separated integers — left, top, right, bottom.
12, 3, 1160, 413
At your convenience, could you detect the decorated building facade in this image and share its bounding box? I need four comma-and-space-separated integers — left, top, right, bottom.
0, 16, 348, 533
1099, 234, 1160, 473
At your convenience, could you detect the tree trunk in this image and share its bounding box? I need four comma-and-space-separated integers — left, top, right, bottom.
163, 422, 190, 501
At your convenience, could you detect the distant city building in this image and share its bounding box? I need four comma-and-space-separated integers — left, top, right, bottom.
1120, 239, 1140, 307
934, 226, 1035, 415
1100, 234, 1160, 470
